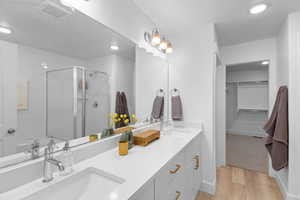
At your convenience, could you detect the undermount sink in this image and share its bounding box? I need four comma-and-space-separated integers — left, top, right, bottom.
24, 167, 125, 200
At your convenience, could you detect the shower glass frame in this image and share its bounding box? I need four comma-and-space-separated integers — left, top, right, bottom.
45, 66, 109, 140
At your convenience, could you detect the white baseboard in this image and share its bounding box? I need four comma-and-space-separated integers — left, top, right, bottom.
286, 194, 300, 200
274, 173, 300, 200
200, 179, 216, 195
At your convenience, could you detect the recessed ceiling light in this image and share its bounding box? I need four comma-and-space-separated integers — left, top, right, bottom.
0, 26, 12, 34
110, 44, 119, 51
262, 61, 269, 65
250, 3, 268, 15
41, 63, 48, 69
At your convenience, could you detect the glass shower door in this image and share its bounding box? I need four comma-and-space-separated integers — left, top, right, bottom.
46, 67, 84, 140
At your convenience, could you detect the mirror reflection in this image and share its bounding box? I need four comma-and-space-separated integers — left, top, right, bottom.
0, 0, 137, 157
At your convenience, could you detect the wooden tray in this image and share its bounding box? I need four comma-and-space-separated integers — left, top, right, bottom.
134, 130, 160, 146
114, 126, 134, 135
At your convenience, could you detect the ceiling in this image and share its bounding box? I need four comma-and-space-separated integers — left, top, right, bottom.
227, 61, 269, 72
133, 0, 300, 46
0, 0, 135, 60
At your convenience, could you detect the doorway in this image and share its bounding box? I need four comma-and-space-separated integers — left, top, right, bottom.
225, 60, 269, 173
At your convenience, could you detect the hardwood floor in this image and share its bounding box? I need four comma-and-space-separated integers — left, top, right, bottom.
196, 166, 283, 200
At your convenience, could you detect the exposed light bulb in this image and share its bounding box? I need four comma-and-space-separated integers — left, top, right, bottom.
250, 4, 268, 15
261, 61, 269, 65
166, 42, 173, 54
151, 29, 161, 46
0, 26, 12, 34
159, 38, 168, 50
110, 44, 119, 51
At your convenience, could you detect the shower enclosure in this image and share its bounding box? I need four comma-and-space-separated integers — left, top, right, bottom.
45, 66, 110, 140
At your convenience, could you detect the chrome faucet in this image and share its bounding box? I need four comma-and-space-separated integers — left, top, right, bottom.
24, 139, 40, 159
42, 138, 65, 183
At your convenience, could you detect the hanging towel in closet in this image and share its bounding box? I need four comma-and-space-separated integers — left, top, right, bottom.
264, 86, 289, 171
172, 95, 183, 121
151, 96, 164, 120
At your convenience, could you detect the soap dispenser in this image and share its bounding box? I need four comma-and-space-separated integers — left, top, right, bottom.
60, 141, 74, 176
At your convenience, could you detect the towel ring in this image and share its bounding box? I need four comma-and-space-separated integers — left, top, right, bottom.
171, 88, 180, 96
156, 88, 165, 96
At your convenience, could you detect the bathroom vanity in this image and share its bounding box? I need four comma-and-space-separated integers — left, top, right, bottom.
0, 126, 202, 200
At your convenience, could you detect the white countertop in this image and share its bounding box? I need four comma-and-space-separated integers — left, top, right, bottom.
0, 126, 202, 200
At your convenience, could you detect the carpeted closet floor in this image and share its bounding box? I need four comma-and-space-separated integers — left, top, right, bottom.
226, 134, 268, 173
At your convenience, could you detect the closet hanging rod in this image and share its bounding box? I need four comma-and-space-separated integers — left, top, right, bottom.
226, 80, 268, 84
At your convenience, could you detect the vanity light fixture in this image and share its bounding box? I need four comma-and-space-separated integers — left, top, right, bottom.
110, 44, 119, 51
261, 60, 269, 65
151, 29, 161, 46
250, 3, 268, 15
159, 37, 168, 50
166, 42, 173, 54
0, 26, 12, 34
144, 28, 174, 54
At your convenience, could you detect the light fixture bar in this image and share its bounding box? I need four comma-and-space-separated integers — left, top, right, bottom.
144, 28, 173, 54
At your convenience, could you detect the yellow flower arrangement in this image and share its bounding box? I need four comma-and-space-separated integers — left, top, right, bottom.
108, 113, 139, 128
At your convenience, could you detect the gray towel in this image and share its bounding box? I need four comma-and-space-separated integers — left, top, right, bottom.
172, 95, 183, 121
115, 91, 122, 114
151, 96, 164, 119
115, 92, 124, 128
121, 92, 130, 123
264, 86, 288, 171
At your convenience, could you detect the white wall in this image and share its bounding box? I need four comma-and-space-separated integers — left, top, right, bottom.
87, 54, 135, 122
221, 38, 277, 114
0, 40, 18, 156
113, 55, 135, 115
277, 12, 300, 199
135, 47, 168, 121
170, 24, 217, 194
18, 45, 86, 141
215, 57, 226, 167
66, 0, 163, 57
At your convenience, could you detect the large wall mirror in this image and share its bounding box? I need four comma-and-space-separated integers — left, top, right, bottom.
0, 0, 142, 161
0, 0, 169, 163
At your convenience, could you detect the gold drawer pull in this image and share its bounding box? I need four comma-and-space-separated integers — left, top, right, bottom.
176, 191, 181, 200
193, 155, 200, 170
169, 164, 181, 174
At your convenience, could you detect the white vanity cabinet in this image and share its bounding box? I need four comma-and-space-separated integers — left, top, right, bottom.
155, 150, 186, 200
129, 179, 155, 200
130, 133, 202, 200
185, 135, 202, 199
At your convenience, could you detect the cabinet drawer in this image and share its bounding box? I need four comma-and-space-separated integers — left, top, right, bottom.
184, 136, 201, 167
155, 150, 185, 200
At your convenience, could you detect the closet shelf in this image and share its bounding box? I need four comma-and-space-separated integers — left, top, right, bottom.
238, 108, 268, 112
